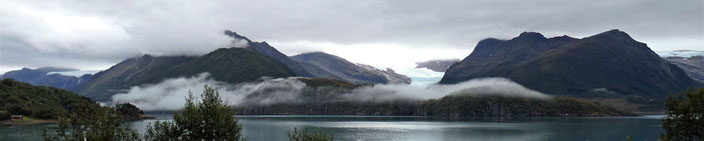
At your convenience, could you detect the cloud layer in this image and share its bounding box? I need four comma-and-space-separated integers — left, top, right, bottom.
2, 0, 702, 72
111, 73, 549, 111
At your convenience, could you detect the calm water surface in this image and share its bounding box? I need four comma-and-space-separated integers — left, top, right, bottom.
1, 115, 664, 141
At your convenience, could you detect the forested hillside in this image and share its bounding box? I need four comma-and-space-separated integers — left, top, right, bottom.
0, 78, 98, 119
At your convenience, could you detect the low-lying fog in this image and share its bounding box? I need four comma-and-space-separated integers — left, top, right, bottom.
112, 73, 550, 111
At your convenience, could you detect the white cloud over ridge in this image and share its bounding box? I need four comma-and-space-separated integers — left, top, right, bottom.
111, 73, 549, 111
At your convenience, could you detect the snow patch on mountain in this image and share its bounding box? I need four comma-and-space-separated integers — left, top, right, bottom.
656, 50, 704, 58
356, 64, 411, 84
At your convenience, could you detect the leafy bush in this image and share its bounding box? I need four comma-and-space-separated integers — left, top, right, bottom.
43, 102, 139, 141
660, 88, 704, 141
144, 85, 244, 141
0, 110, 10, 120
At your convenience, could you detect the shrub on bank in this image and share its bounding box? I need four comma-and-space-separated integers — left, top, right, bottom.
0, 110, 10, 120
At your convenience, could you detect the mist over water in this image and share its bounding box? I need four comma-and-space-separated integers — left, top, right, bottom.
112, 73, 550, 111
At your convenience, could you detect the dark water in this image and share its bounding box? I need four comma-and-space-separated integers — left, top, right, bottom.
2, 115, 664, 141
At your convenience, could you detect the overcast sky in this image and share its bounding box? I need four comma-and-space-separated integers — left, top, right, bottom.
1, 0, 702, 73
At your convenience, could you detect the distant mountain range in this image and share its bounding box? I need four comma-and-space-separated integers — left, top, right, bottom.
225, 31, 410, 84
292, 52, 411, 84
415, 59, 460, 72
1, 31, 411, 101
440, 29, 701, 99
664, 56, 704, 84
0, 67, 92, 91
657, 50, 704, 84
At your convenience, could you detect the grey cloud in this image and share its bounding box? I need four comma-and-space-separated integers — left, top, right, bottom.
1, 0, 702, 72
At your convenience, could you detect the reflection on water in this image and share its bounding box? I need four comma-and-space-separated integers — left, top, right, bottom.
2, 115, 664, 141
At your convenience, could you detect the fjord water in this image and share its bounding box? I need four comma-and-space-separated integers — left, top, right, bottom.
2, 115, 664, 141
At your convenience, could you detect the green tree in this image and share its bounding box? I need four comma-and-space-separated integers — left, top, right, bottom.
0, 110, 9, 120
288, 127, 333, 141
43, 101, 140, 141
144, 85, 244, 141
660, 88, 704, 141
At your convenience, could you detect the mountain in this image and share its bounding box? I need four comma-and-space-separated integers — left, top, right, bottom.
224, 30, 314, 77
415, 59, 460, 72
664, 56, 704, 83
158, 48, 296, 84
1, 67, 76, 83
79, 47, 297, 101
224, 30, 410, 84
441, 29, 699, 99
76, 55, 197, 101
292, 52, 411, 84
657, 50, 704, 83
0, 67, 92, 91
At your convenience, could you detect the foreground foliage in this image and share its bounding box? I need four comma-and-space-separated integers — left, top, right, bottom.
0, 78, 94, 119
660, 88, 704, 141
43, 102, 140, 141
288, 127, 333, 141
144, 85, 244, 141
0, 110, 9, 120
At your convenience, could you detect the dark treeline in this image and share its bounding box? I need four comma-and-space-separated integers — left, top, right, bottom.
239, 95, 633, 117
0, 78, 97, 119
238, 78, 631, 116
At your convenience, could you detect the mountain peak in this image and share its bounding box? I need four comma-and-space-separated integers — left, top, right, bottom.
592, 29, 634, 40
605, 29, 622, 33
223, 30, 252, 42
299, 51, 328, 56
515, 32, 547, 40
442, 29, 699, 99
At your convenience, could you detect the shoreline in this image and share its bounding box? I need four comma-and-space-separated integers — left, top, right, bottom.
0, 119, 57, 126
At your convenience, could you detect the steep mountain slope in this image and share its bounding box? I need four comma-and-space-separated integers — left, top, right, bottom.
224, 30, 313, 77
0, 67, 91, 91
415, 59, 460, 72
292, 52, 411, 84
441, 30, 699, 98
76, 55, 197, 101
664, 56, 704, 83
158, 47, 296, 84
78, 47, 297, 101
